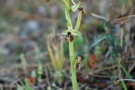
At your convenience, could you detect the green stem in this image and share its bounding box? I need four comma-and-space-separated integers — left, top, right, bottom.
69, 41, 78, 90
65, 8, 73, 29
61, 0, 79, 89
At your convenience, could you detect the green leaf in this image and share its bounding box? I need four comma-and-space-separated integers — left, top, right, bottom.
24, 79, 32, 90
62, 30, 81, 36
75, 11, 82, 31
120, 64, 133, 80
120, 76, 128, 90
91, 36, 106, 48
62, 30, 70, 35
71, 30, 81, 36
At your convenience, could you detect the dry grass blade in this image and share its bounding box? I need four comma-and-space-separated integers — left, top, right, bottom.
116, 15, 135, 21
91, 13, 108, 21
47, 31, 64, 71
108, 5, 113, 21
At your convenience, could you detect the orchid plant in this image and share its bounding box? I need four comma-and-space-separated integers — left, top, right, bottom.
46, 0, 83, 89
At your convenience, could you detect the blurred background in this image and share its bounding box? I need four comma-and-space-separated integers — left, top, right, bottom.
0, 0, 135, 90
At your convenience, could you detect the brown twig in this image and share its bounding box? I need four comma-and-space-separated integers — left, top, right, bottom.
90, 65, 117, 74
116, 15, 135, 21
129, 61, 135, 73
89, 74, 111, 79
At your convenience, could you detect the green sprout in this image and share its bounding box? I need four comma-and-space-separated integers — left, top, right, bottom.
20, 53, 27, 74
37, 64, 43, 82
